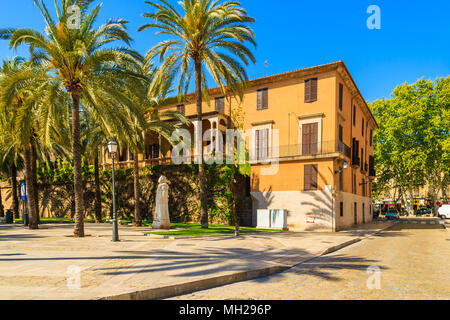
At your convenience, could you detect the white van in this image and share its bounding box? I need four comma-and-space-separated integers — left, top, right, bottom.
438, 205, 450, 219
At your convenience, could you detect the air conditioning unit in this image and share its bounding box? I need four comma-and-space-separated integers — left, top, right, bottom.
257, 209, 287, 230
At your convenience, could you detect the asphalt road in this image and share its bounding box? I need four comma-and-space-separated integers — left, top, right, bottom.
169, 218, 450, 300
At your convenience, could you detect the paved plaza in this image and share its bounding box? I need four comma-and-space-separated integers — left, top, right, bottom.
171, 218, 450, 300
0, 221, 393, 300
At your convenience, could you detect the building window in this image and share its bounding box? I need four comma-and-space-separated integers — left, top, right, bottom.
176, 104, 185, 115
305, 78, 318, 103
370, 129, 373, 147
215, 96, 225, 113
255, 129, 269, 161
354, 202, 358, 225
339, 83, 343, 111
353, 105, 356, 127
340, 202, 344, 217
257, 88, 269, 110
147, 144, 160, 160
362, 179, 366, 197
339, 125, 343, 143
302, 123, 319, 155
304, 164, 318, 191
362, 118, 365, 136
119, 147, 128, 162
361, 148, 364, 168
353, 174, 357, 194
339, 171, 343, 191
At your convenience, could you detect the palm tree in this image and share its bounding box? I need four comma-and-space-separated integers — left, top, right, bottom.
1, 0, 143, 237
117, 62, 190, 226
0, 61, 62, 229
139, 0, 256, 228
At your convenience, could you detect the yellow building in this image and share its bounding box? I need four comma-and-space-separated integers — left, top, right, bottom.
102, 61, 378, 232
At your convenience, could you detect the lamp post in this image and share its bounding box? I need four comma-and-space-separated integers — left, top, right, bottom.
108, 139, 119, 242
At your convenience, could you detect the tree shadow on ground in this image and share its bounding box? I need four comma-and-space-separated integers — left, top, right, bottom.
252, 254, 387, 283
0, 234, 45, 241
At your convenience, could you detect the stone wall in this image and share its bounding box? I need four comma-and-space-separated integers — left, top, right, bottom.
4, 165, 251, 225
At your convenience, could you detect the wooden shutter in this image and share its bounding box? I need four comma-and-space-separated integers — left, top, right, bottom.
305, 78, 318, 103
302, 123, 318, 155
262, 89, 268, 109
304, 164, 318, 191
305, 80, 311, 103
304, 165, 311, 190
257, 90, 262, 110
215, 97, 225, 113
302, 124, 311, 155
311, 164, 318, 189
255, 130, 260, 159
310, 78, 318, 102
339, 83, 343, 110
257, 89, 268, 110
257, 129, 269, 160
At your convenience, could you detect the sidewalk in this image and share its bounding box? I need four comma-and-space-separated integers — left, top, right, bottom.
0, 221, 393, 300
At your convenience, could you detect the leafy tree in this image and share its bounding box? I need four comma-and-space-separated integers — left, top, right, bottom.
370, 77, 450, 213
1, 0, 143, 236
139, 0, 256, 228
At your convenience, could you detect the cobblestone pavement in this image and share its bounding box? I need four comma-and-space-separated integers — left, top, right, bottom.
169, 219, 450, 300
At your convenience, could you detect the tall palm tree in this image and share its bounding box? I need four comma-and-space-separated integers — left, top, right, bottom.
0, 57, 26, 219
0, 60, 65, 229
117, 62, 190, 226
1, 0, 143, 237
139, 0, 256, 228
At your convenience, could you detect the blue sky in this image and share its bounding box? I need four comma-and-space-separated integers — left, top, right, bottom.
0, 0, 449, 102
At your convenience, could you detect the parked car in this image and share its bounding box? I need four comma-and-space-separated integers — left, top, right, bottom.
386, 209, 400, 220
438, 205, 450, 220
416, 208, 432, 216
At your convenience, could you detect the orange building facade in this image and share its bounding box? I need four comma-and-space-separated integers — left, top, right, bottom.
102, 61, 378, 232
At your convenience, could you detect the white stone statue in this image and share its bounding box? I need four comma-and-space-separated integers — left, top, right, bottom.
152, 176, 171, 230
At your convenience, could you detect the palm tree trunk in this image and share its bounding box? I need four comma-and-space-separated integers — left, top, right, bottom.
24, 145, 38, 230
94, 153, 102, 223
133, 151, 142, 227
31, 142, 40, 223
194, 59, 209, 229
0, 185, 4, 218
10, 164, 19, 219
71, 92, 85, 237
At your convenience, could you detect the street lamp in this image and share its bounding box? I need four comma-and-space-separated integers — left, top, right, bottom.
108, 139, 119, 242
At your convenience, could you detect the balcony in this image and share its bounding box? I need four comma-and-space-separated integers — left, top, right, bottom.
369, 156, 376, 178
251, 140, 351, 162
361, 162, 368, 173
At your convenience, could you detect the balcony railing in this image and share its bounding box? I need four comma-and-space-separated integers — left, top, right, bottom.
251, 140, 351, 161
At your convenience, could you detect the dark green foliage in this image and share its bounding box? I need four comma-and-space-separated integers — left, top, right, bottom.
35, 161, 248, 225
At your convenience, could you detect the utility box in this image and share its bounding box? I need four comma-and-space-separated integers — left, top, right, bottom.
271, 210, 288, 229
257, 209, 287, 230
256, 210, 271, 228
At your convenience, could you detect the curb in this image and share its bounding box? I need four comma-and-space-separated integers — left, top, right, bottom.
144, 231, 286, 240
97, 265, 290, 301
320, 238, 362, 256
